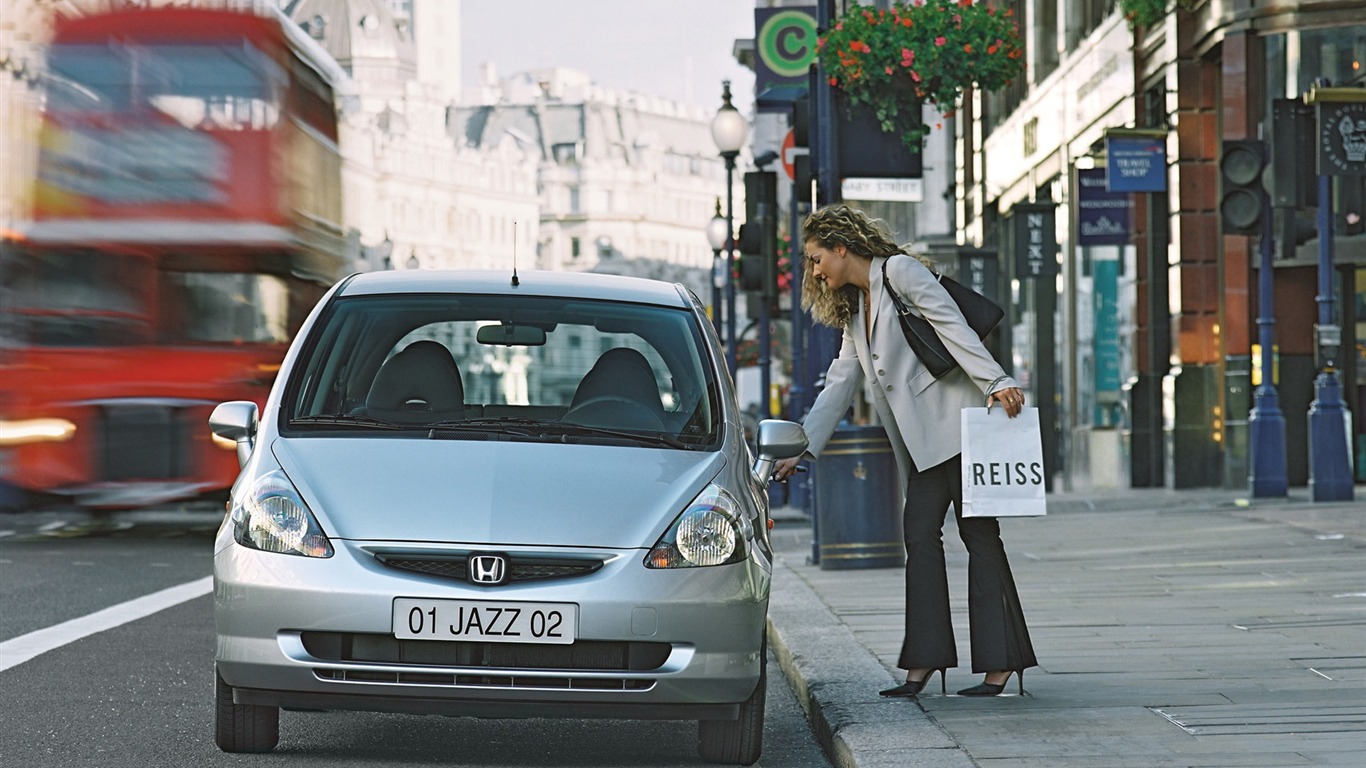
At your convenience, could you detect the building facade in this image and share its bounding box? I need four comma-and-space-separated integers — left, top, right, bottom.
452, 67, 728, 300
957, 0, 1366, 490
284, 0, 541, 274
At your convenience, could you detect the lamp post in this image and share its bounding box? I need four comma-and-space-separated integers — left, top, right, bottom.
1304, 85, 1355, 502
711, 80, 747, 377
706, 198, 728, 338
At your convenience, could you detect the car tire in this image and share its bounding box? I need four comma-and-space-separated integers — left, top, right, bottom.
215, 669, 279, 753
697, 647, 766, 765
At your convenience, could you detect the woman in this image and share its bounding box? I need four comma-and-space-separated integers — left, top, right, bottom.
773, 204, 1037, 697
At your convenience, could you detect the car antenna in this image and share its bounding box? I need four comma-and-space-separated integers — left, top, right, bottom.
511, 220, 520, 286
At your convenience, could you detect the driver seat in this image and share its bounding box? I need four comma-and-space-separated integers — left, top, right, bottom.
366, 340, 465, 423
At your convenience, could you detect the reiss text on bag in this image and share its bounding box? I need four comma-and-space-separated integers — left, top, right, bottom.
960, 406, 1047, 517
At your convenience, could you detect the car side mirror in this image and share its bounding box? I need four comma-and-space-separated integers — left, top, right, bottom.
210, 401, 259, 469
752, 419, 808, 488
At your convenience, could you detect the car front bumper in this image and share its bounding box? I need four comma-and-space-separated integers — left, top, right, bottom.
214, 535, 771, 719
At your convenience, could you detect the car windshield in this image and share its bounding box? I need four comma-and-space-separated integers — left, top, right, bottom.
284, 292, 720, 448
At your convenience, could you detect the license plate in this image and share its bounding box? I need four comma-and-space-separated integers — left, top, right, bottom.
393, 598, 578, 644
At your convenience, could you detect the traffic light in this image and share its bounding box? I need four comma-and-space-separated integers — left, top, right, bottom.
1219, 140, 1268, 235
1269, 99, 1317, 209
738, 171, 778, 296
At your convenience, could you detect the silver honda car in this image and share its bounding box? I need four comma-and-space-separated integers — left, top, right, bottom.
209, 269, 806, 765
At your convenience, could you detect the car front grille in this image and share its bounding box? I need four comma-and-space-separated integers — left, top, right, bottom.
300, 632, 667, 691
373, 552, 604, 584
312, 668, 653, 691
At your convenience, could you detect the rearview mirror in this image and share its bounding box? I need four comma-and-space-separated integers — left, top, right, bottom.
476, 323, 547, 346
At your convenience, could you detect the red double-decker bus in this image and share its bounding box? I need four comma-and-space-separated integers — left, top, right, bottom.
0, 5, 349, 510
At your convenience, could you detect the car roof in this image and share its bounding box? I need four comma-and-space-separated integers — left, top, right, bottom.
338, 269, 692, 308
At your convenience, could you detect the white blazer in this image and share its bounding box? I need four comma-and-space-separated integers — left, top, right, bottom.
801, 254, 1017, 492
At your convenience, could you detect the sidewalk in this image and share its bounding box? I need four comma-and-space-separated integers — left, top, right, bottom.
765, 487, 1366, 767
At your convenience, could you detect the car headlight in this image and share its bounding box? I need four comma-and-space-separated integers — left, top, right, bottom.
645, 484, 751, 568
230, 470, 333, 558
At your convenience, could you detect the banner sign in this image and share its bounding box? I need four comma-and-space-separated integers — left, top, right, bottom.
1092, 256, 1122, 426
956, 250, 1000, 308
1105, 133, 1167, 192
1011, 202, 1057, 279
754, 8, 818, 91
1077, 168, 1131, 245
1316, 101, 1366, 177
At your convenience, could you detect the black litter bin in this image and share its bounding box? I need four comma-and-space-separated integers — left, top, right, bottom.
813, 424, 904, 570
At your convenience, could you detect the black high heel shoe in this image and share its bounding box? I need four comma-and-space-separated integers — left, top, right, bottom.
879, 668, 946, 697
956, 670, 1024, 697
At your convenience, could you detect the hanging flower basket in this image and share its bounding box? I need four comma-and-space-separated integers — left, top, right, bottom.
818, 0, 1025, 152
1118, 0, 1193, 29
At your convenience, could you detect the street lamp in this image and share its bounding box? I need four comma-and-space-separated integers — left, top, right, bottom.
711, 79, 747, 377
705, 198, 728, 337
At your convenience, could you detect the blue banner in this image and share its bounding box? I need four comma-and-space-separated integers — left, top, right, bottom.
1105, 135, 1167, 192
1077, 168, 1132, 245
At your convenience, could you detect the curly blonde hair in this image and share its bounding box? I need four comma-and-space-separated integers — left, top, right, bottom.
800, 204, 931, 328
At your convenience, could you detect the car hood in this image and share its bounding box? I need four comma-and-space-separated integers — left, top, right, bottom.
271, 437, 726, 549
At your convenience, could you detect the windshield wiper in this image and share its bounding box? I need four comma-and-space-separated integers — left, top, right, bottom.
428, 417, 690, 449
446, 416, 561, 428
289, 414, 406, 430
553, 423, 689, 449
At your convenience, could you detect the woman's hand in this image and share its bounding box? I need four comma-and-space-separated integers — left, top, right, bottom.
988, 386, 1025, 418
773, 456, 802, 482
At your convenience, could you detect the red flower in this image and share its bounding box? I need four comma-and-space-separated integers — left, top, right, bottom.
934, 36, 947, 46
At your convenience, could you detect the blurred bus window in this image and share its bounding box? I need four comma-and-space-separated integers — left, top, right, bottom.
168, 272, 290, 344
46, 43, 283, 130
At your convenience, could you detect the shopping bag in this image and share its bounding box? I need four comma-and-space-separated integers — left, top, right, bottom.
960, 406, 1047, 517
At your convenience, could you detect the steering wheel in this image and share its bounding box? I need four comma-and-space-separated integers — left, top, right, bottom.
562, 396, 666, 432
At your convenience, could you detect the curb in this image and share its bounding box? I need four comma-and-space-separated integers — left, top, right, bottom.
766, 553, 975, 768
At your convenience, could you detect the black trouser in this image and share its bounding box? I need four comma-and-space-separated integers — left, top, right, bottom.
897, 454, 1037, 673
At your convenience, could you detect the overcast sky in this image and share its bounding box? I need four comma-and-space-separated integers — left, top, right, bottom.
460, 0, 758, 114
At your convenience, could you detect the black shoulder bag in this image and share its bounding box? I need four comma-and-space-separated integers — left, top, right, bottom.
881, 257, 1005, 379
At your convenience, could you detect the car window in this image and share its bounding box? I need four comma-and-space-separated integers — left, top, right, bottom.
285, 293, 718, 446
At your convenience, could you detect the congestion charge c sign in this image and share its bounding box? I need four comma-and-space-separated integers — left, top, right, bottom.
757, 10, 818, 79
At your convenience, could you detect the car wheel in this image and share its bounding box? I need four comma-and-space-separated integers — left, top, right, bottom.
697, 648, 766, 765
215, 669, 279, 753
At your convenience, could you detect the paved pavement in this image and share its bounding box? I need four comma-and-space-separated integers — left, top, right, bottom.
765, 486, 1366, 767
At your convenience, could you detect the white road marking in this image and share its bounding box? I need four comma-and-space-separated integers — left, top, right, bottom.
0, 576, 212, 672
37, 521, 65, 532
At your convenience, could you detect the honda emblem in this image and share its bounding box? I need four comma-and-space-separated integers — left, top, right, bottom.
468, 554, 507, 585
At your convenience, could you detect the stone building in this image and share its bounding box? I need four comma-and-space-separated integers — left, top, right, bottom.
284, 0, 541, 273
452, 66, 728, 300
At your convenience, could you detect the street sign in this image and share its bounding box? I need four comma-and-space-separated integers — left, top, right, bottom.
840, 177, 923, 202
780, 129, 809, 181
1104, 129, 1168, 192
1316, 101, 1366, 177
1077, 167, 1131, 245
754, 8, 818, 85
